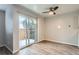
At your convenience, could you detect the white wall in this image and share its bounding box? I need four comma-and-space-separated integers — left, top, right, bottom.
38, 17, 45, 42
0, 5, 13, 53
45, 11, 79, 46
0, 11, 5, 47
5, 5, 14, 52
78, 16, 79, 47
13, 5, 45, 53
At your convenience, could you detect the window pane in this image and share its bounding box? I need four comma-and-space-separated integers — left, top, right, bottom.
19, 15, 28, 29
19, 15, 26, 29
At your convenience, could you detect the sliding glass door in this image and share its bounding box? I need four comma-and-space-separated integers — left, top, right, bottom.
19, 14, 37, 49
27, 18, 37, 45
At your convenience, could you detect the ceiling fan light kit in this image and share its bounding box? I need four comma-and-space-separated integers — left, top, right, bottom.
42, 6, 59, 15
48, 11, 53, 15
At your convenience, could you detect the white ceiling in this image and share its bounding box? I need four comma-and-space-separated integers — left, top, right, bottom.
21, 4, 79, 17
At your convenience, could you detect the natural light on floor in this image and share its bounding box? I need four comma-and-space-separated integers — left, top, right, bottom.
19, 39, 35, 49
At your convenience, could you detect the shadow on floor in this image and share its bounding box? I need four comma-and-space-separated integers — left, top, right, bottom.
0, 46, 12, 55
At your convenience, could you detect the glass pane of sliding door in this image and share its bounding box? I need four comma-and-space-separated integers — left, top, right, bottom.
19, 15, 28, 49
19, 14, 37, 49
28, 18, 37, 45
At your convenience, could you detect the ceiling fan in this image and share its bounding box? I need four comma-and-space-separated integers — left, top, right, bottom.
42, 6, 59, 15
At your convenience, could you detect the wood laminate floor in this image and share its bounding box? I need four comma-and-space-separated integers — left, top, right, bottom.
16, 40, 79, 55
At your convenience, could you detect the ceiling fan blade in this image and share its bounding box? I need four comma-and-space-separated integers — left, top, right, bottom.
42, 11, 49, 13
54, 6, 59, 10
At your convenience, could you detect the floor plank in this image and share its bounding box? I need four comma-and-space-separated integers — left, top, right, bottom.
16, 40, 79, 55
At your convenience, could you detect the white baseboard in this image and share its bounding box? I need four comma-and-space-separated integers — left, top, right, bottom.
38, 39, 45, 42
4, 45, 13, 54
45, 39, 78, 47
0, 43, 13, 54
13, 49, 20, 54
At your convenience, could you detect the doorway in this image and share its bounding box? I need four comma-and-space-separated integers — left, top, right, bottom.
19, 14, 37, 49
